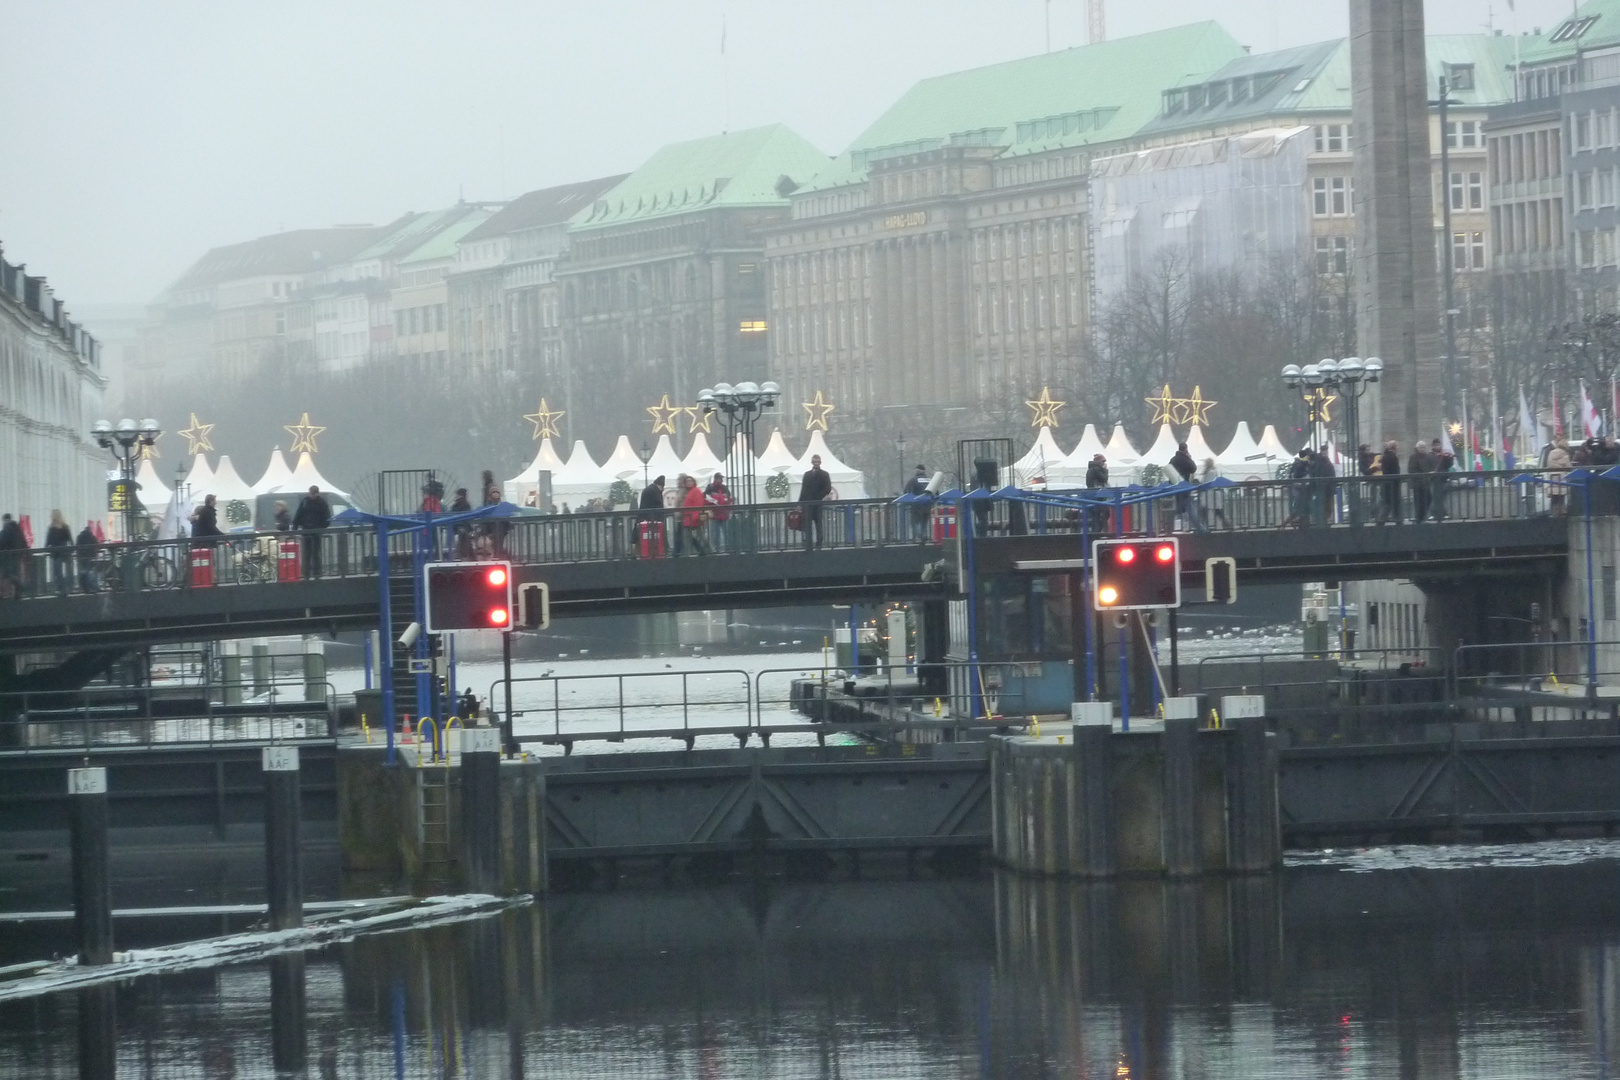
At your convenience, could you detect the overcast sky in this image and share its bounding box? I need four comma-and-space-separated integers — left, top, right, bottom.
0, 0, 1586, 309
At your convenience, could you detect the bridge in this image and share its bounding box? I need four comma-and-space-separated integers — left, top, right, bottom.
0, 471, 1583, 653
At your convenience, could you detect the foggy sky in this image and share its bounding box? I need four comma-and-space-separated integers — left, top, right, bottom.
0, 0, 1584, 309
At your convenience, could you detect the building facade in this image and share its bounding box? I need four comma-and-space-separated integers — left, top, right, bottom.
0, 242, 106, 532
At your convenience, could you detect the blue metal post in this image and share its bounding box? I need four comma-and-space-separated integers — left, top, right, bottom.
412, 531, 433, 728
1585, 480, 1598, 700
363, 631, 373, 690
377, 521, 396, 766
962, 495, 984, 720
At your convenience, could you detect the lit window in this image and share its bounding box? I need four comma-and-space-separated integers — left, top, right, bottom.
739, 319, 767, 334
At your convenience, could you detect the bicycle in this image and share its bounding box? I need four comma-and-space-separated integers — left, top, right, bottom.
98, 546, 180, 591
230, 537, 277, 584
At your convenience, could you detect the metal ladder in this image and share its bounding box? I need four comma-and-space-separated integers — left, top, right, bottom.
416, 761, 452, 894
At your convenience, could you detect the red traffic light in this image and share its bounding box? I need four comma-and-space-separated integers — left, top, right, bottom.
489, 606, 509, 626
1091, 538, 1181, 611
1115, 546, 1136, 564
424, 561, 514, 632
486, 567, 507, 587
1155, 544, 1176, 563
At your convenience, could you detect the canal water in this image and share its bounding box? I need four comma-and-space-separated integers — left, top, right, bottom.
2, 843, 1619, 1077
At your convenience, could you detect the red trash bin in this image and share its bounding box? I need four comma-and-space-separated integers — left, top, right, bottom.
277, 538, 302, 582
639, 520, 665, 558
931, 505, 957, 542
189, 546, 214, 587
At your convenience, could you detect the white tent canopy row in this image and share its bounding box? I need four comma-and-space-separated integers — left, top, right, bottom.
1013, 422, 1314, 486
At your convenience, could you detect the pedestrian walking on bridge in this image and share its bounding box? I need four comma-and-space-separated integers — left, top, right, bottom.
292, 485, 331, 577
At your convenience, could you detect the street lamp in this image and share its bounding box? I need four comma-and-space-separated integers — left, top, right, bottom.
894, 433, 907, 494
694, 379, 780, 506
639, 439, 651, 490
94, 416, 160, 543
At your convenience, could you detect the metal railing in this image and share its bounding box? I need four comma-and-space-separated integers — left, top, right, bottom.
0, 678, 338, 755
0, 471, 1584, 603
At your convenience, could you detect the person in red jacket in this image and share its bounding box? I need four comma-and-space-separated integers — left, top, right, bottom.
676, 475, 711, 556
704, 472, 732, 552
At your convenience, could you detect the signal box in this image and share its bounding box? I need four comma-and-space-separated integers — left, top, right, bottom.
1091, 538, 1181, 611
424, 561, 513, 632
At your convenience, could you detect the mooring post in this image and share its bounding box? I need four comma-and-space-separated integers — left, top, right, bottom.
1070, 702, 1114, 877
68, 766, 112, 965
463, 726, 502, 893
1161, 716, 1201, 876
269, 952, 307, 1073
1221, 695, 1277, 872
77, 984, 117, 1080
263, 745, 303, 930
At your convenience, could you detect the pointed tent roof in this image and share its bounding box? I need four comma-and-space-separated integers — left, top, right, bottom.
503, 437, 567, 506
645, 434, 686, 483
207, 455, 257, 505
1217, 422, 1269, 479
134, 458, 172, 508
602, 436, 647, 482
1061, 424, 1107, 469
284, 452, 348, 500
681, 435, 725, 485
1103, 425, 1141, 464
799, 430, 867, 499
756, 429, 802, 501
1139, 425, 1181, 476
253, 449, 294, 495
1256, 424, 1292, 464
182, 454, 215, 498
1015, 427, 1069, 487
550, 440, 611, 502
1184, 425, 1217, 466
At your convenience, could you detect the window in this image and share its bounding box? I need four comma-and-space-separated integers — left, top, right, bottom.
1580, 170, 1597, 210
1600, 110, 1616, 149
1315, 235, 1350, 275
1331, 177, 1348, 215
1446, 63, 1475, 91
1580, 229, 1597, 268
1314, 123, 1350, 153
1470, 231, 1486, 269
1602, 228, 1618, 267
738, 319, 767, 334
1468, 172, 1483, 209
1445, 120, 1481, 149
1576, 112, 1593, 152
1603, 167, 1618, 208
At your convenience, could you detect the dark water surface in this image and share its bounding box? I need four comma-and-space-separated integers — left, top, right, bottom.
2, 847, 1618, 1078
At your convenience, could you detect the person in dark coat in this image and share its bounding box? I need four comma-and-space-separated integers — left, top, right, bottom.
1377, 441, 1402, 524
1307, 448, 1337, 526
1407, 442, 1433, 523
273, 500, 292, 532
637, 476, 666, 557
1287, 449, 1313, 527
76, 521, 99, 592
190, 494, 224, 538
1083, 454, 1110, 532
1429, 438, 1455, 521
797, 454, 833, 550
450, 488, 473, 559
291, 485, 331, 577
44, 509, 73, 596
0, 513, 27, 599
1169, 442, 1205, 532
904, 464, 931, 541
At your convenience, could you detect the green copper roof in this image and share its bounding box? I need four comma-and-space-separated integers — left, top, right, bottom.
570, 124, 828, 231
795, 22, 1245, 193
1520, 0, 1620, 64
398, 208, 495, 265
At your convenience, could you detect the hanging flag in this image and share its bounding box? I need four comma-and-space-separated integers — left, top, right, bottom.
1491, 385, 1502, 470
1582, 380, 1602, 438
1554, 386, 1564, 440
1471, 426, 1484, 470
1440, 423, 1454, 457
1519, 385, 1537, 449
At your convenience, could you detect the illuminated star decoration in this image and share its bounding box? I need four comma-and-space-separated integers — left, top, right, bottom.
284, 413, 326, 455
177, 413, 215, 456
523, 398, 565, 440
1305, 389, 1337, 425
138, 435, 160, 460
802, 390, 835, 432
646, 394, 682, 435
1448, 421, 1464, 436
684, 406, 714, 434
1025, 386, 1066, 428
1146, 385, 1179, 425
1174, 386, 1218, 426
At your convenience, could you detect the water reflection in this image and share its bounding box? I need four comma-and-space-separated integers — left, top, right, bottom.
2, 854, 1618, 1077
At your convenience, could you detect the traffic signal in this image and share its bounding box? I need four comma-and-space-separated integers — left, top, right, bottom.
424, 561, 513, 632
1091, 538, 1181, 611
1205, 557, 1237, 604
518, 581, 550, 629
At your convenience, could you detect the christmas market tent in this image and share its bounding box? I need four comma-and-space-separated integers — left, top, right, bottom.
601, 436, 648, 506
284, 452, 349, 500
503, 438, 567, 506
550, 441, 612, 507
1255, 424, 1293, 468
134, 458, 172, 510
798, 429, 867, 499
1138, 425, 1180, 480
681, 435, 725, 487
207, 456, 259, 530
181, 454, 215, 500
1215, 422, 1268, 480
157, 485, 194, 541
1057, 424, 1107, 487
755, 429, 802, 502
1014, 427, 1077, 489
252, 449, 294, 495
1102, 425, 1141, 484
1184, 425, 1218, 472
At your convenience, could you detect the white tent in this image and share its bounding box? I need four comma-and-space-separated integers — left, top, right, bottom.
284, 452, 349, 499
644, 435, 687, 506
1216, 422, 1271, 481
252, 449, 294, 495
157, 486, 194, 541
1138, 425, 1180, 477
799, 429, 867, 499
134, 458, 172, 509
1099, 425, 1141, 484
207, 456, 259, 529
756, 429, 802, 502
550, 440, 611, 508
681, 435, 726, 487
1014, 427, 1072, 489
504, 438, 567, 506
180, 454, 214, 502
601, 436, 648, 505
1057, 424, 1107, 488
1255, 425, 1293, 472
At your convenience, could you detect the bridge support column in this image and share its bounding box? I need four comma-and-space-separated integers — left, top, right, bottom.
77, 985, 117, 1080
220, 641, 242, 706
303, 638, 327, 708
269, 952, 307, 1073
263, 746, 303, 930
916, 600, 949, 697
252, 642, 270, 697
462, 727, 502, 894
69, 766, 113, 965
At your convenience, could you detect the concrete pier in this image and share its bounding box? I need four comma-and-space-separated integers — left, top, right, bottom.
991, 697, 1280, 877
263, 745, 303, 929
68, 766, 112, 965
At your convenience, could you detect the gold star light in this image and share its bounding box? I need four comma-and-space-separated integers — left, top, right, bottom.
646, 394, 681, 435
1146, 385, 1178, 425
1025, 386, 1066, 428
1449, 421, 1464, 436
1175, 386, 1218, 426
684, 405, 714, 434
138, 435, 160, 460
523, 398, 565, 440
802, 390, 835, 431
177, 413, 215, 455
1305, 389, 1337, 425
284, 412, 326, 454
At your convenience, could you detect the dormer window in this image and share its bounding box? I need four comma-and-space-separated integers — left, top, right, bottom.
1446, 62, 1475, 91
1550, 14, 1600, 43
